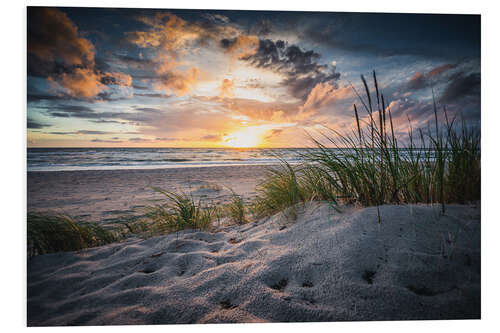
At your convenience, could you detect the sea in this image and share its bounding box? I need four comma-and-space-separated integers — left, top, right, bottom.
27, 148, 307, 172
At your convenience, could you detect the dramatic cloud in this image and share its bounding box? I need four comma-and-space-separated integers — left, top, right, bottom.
127, 12, 204, 54
124, 12, 230, 96
28, 7, 131, 98
222, 38, 341, 100
301, 83, 354, 116
48, 68, 105, 97
440, 72, 480, 104
49, 130, 120, 135
220, 35, 260, 59
154, 65, 199, 96
27, 8, 480, 147
428, 64, 457, 77
407, 63, 457, 91
27, 7, 95, 68
407, 72, 427, 91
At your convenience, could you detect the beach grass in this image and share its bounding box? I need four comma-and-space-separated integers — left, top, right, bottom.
227, 190, 247, 224
27, 213, 118, 258
146, 187, 216, 234
252, 71, 480, 219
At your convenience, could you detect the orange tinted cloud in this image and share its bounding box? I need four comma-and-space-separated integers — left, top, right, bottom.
214, 97, 300, 122
127, 12, 201, 54
28, 8, 95, 66
300, 83, 354, 117
28, 8, 131, 98
218, 79, 235, 98
49, 68, 105, 98
128, 11, 241, 53
155, 66, 199, 96
48, 69, 133, 98
428, 63, 457, 77
126, 13, 215, 96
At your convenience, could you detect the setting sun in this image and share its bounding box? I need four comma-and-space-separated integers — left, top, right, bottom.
222, 129, 261, 148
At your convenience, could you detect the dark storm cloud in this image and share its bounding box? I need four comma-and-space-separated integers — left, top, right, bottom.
407, 72, 427, 91
27, 7, 95, 71
221, 38, 340, 100
53, 104, 94, 112
45, 104, 96, 118
27, 118, 51, 129
43, 103, 162, 125
49, 130, 117, 135
225, 38, 326, 75
27, 53, 70, 78
251, 19, 273, 36
27, 93, 72, 102
49, 112, 71, 118
44, 104, 112, 119
440, 72, 481, 104
406, 63, 458, 91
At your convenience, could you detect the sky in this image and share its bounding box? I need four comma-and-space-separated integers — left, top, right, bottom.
27, 7, 480, 148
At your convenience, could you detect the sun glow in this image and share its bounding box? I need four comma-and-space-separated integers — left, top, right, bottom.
222, 128, 262, 148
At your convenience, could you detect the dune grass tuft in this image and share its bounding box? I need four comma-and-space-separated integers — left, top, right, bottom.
28, 213, 118, 258
147, 187, 217, 234
251, 160, 312, 220
228, 190, 247, 224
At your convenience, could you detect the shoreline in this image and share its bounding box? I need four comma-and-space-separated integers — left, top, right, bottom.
27, 161, 287, 173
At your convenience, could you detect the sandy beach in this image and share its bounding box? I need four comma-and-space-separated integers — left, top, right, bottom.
27, 165, 481, 325
28, 202, 480, 325
28, 165, 269, 223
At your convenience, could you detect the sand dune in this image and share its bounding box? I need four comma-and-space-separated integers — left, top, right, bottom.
27, 202, 480, 325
